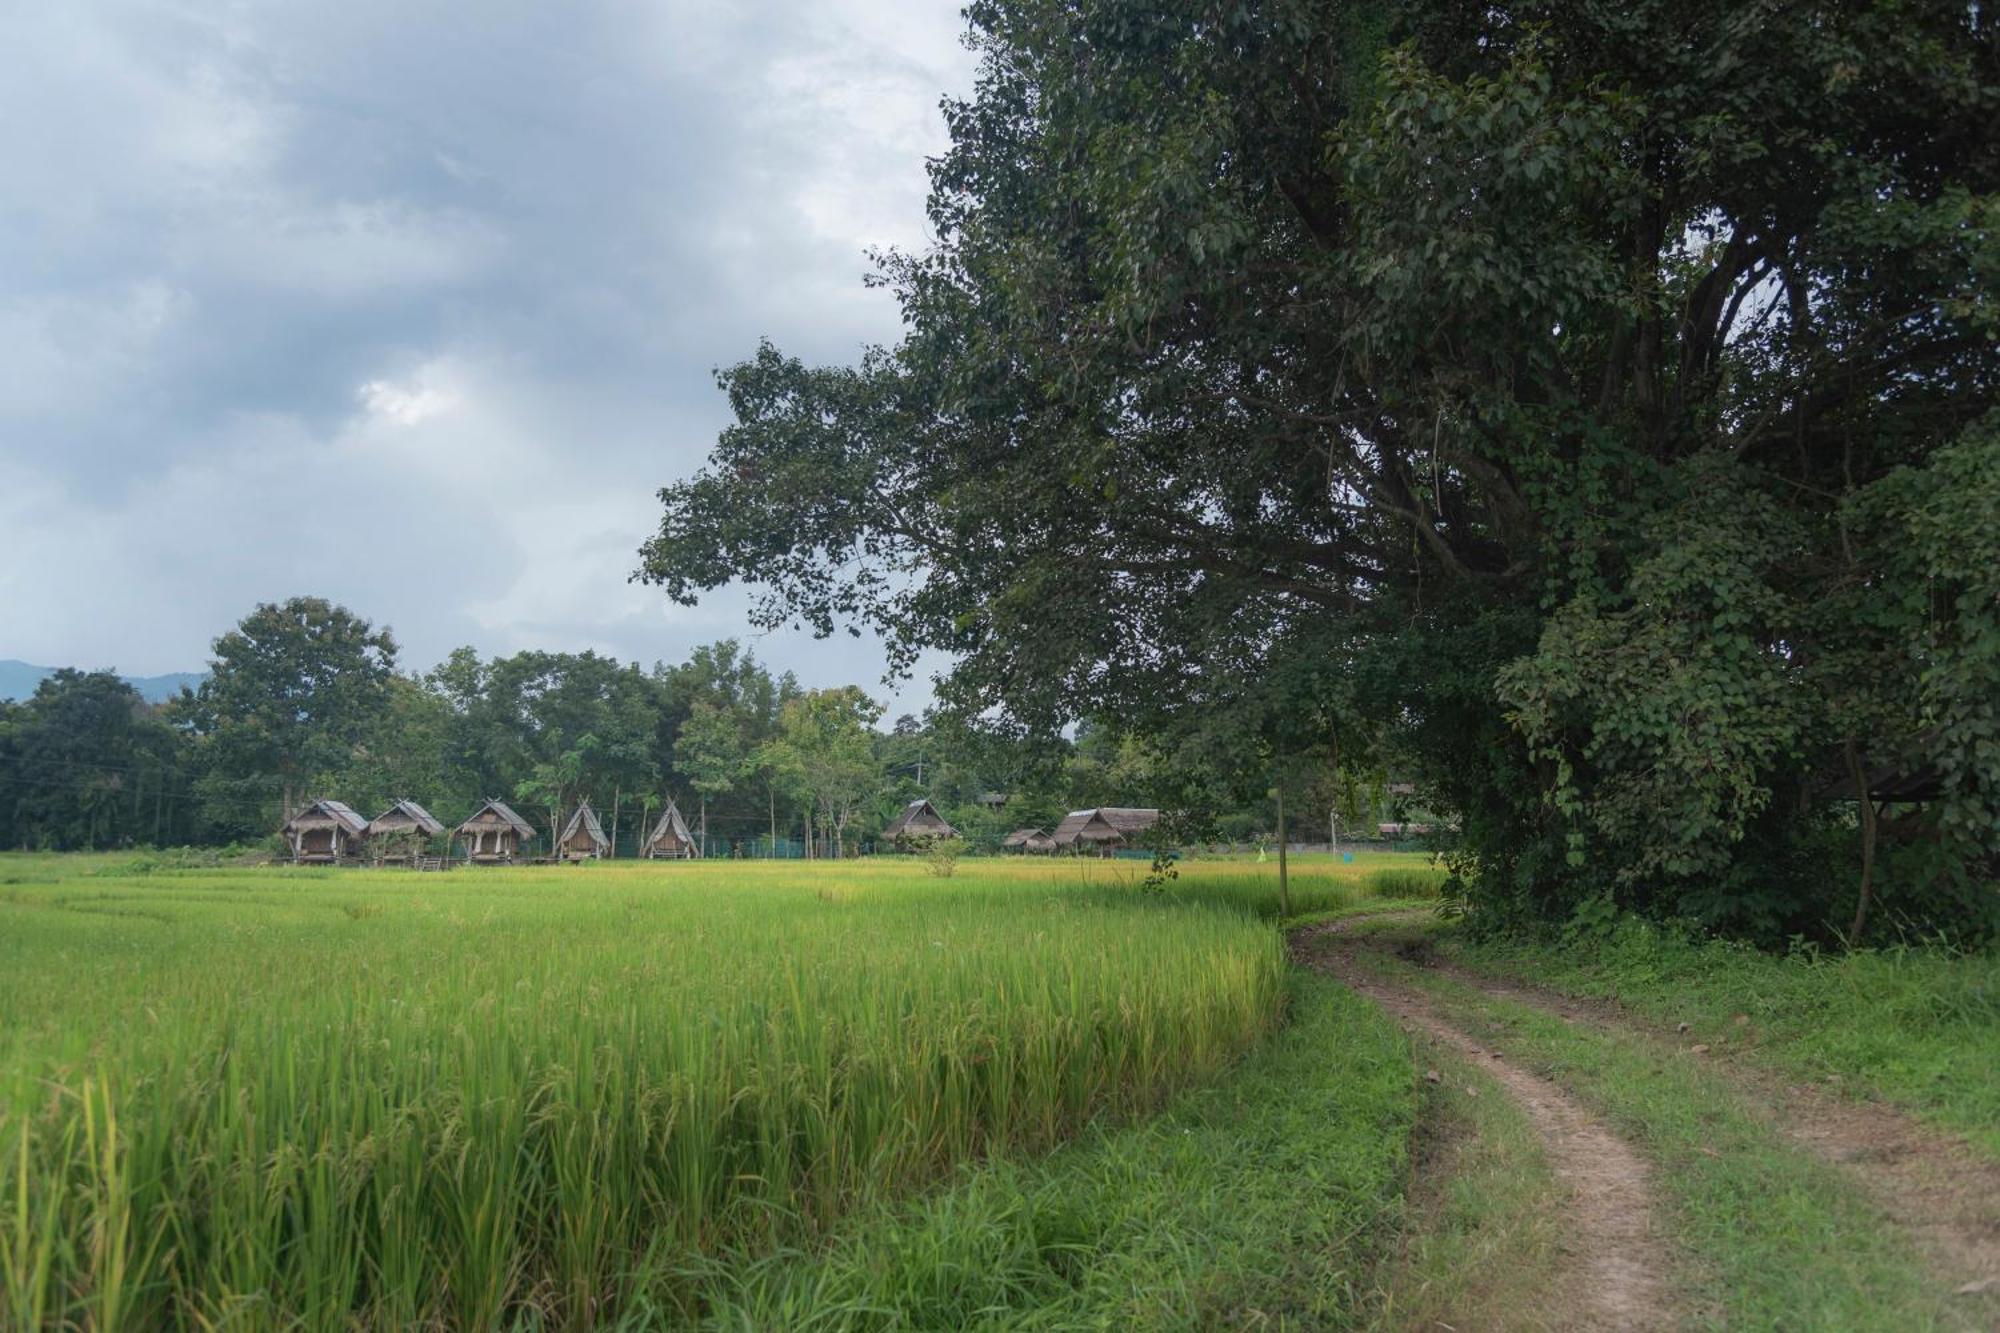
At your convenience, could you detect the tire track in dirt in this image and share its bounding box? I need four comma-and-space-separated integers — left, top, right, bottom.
1378, 931, 2000, 1313
1293, 918, 1682, 1332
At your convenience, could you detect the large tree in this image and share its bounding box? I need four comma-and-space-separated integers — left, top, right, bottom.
641, 0, 1998, 940
178, 598, 398, 826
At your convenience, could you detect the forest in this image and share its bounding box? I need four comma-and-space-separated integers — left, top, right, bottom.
0, 597, 1400, 860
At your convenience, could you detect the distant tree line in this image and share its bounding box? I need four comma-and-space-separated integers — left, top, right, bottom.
0, 597, 1412, 856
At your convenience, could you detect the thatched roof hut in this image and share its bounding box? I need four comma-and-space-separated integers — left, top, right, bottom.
1050, 807, 1160, 853
281, 799, 369, 863
642, 799, 697, 859
557, 802, 609, 860
457, 799, 535, 862
883, 798, 958, 845
367, 799, 444, 841
1002, 827, 1056, 854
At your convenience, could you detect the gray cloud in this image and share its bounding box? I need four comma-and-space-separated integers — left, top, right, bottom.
0, 0, 972, 711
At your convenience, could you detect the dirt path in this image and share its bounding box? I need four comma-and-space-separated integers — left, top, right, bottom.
1293, 919, 1681, 1331
1377, 931, 2000, 1310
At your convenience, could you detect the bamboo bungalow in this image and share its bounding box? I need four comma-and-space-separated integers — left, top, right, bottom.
1002, 827, 1056, 854
882, 798, 959, 846
281, 799, 369, 863
366, 799, 444, 861
456, 799, 535, 863
557, 802, 610, 861
1050, 807, 1161, 854
642, 799, 697, 859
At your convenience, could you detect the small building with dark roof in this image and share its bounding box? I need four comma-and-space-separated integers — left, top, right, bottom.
642, 799, 697, 859
882, 798, 959, 846
1050, 807, 1161, 854
367, 799, 444, 841
1002, 827, 1056, 854
456, 799, 535, 863
557, 802, 610, 861
281, 799, 369, 863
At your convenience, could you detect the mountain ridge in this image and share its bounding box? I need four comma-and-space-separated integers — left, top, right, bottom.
0, 659, 207, 705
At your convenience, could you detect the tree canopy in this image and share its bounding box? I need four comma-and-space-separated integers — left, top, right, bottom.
639, 0, 2000, 941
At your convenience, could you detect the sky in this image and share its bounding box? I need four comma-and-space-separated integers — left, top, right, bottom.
0, 1, 976, 712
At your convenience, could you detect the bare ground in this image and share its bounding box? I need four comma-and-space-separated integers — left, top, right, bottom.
1293, 919, 1682, 1332
1362, 915, 2000, 1318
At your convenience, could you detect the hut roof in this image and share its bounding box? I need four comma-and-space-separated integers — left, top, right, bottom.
456, 798, 535, 839
643, 799, 695, 849
367, 799, 444, 837
883, 798, 959, 841
1050, 807, 1160, 846
559, 802, 609, 850
1002, 827, 1050, 847
282, 798, 368, 836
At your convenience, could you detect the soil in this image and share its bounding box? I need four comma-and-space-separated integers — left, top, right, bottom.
1383, 932, 2000, 1316
1293, 918, 1682, 1332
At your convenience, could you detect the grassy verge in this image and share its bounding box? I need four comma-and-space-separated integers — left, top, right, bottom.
1442, 920, 2000, 1158
1361, 1039, 1565, 1333
1344, 932, 1973, 1330
676, 968, 1417, 1330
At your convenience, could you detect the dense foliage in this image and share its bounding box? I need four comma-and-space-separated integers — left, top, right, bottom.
0, 599, 1392, 854
639, 0, 1999, 942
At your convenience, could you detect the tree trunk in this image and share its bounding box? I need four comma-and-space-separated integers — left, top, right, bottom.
611, 787, 622, 859
1844, 738, 1879, 946
769, 783, 777, 854
700, 796, 708, 858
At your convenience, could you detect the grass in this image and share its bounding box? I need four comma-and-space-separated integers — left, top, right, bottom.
1444, 918, 2000, 1157
1340, 924, 1974, 1331
680, 969, 1416, 1330
0, 850, 1431, 1329
1360, 1040, 1565, 1332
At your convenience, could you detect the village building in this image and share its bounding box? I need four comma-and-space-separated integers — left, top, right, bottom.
1002, 827, 1056, 854
557, 802, 610, 861
642, 799, 697, 859
281, 799, 369, 863
366, 799, 444, 859
456, 799, 535, 863
1050, 807, 1161, 854
882, 798, 959, 846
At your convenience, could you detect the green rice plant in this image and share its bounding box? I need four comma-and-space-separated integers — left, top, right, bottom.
0, 854, 1433, 1329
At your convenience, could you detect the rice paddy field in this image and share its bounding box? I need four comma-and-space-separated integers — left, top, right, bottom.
0, 849, 1436, 1329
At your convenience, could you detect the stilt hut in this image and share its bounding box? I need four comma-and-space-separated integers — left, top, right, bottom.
883, 798, 958, 847
281, 799, 369, 863
557, 802, 609, 861
1002, 827, 1056, 854
366, 799, 444, 862
456, 798, 535, 863
642, 799, 697, 859
1051, 807, 1160, 854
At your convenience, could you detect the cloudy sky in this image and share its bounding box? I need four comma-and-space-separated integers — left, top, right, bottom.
0, 1, 975, 709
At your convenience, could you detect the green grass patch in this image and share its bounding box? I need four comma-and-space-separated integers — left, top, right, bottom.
681, 968, 1416, 1330
1445, 919, 2000, 1158
1361, 1039, 1565, 1333
1345, 934, 1972, 1330
0, 852, 1434, 1329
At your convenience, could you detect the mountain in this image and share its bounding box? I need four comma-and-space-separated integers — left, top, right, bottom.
0, 660, 207, 705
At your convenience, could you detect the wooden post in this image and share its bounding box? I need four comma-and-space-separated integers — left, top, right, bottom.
1276, 780, 1291, 919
